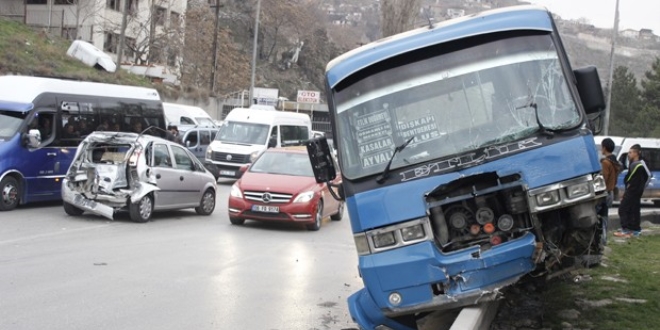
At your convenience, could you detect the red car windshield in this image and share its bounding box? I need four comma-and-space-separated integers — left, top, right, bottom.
250, 151, 314, 177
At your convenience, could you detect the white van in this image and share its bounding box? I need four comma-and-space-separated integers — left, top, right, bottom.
205, 108, 312, 179
163, 102, 216, 129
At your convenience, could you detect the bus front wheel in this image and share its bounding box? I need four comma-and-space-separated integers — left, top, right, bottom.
0, 176, 20, 211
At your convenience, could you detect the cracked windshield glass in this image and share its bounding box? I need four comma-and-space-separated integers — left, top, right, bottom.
334, 34, 581, 179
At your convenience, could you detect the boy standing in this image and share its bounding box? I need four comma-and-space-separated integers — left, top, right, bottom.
598, 138, 622, 243
614, 144, 650, 238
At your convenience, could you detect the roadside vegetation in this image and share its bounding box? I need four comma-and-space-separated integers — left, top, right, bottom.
541, 228, 660, 329
0, 17, 169, 93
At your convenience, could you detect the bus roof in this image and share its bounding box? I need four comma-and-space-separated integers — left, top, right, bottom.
325, 5, 553, 89
0, 75, 161, 103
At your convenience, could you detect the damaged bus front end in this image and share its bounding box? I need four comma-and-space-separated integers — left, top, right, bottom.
309, 5, 608, 330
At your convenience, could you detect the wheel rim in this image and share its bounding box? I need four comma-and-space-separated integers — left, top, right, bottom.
2, 183, 18, 206
139, 197, 152, 219
202, 191, 215, 213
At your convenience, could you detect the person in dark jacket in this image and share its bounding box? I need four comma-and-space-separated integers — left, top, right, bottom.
614, 144, 650, 238
597, 138, 622, 244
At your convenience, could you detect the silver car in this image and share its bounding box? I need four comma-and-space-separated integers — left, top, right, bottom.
62, 132, 217, 222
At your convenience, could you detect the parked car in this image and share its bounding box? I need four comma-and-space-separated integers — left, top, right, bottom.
61, 132, 217, 222
227, 146, 344, 231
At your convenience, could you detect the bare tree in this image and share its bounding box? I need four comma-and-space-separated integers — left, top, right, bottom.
380, 0, 421, 38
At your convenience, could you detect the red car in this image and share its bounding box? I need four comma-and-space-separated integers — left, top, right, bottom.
228, 146, 344, 231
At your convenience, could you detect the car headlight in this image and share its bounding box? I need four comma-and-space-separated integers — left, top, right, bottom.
293, 191, 315, 203
206, 147, 212, 160
535, 190, 560, 206
230, 183, 243, 198
249, 151, 260, 163
566, 182, 591, 199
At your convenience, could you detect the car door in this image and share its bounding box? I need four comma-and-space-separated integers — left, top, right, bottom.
183, 129, 203, 159
171, 144, 205, 206
149, 143, 184, 209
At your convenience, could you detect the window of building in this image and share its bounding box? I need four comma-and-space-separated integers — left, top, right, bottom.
26, 0, 48, 4
155, 6, 166, 26
103, 33, 117, 54
107, 0, 120, 11
124, 37, 136, 61
54, 0, 75, 4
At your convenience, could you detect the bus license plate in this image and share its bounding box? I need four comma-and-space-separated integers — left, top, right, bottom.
252, 205, 279, 213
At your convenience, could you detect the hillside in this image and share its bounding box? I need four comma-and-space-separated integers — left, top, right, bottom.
0, 17, 179, 99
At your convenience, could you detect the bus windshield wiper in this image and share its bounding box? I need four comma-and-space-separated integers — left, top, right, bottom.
376, 136, 415, 184
516, 95, 554, 137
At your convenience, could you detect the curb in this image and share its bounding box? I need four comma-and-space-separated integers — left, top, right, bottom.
607, 208, 660, 232
449, 301, 501, 330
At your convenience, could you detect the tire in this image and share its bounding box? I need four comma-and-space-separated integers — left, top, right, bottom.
195, 189, 216, 215
63, 202, 84, 216
229, 216, 245, 225
0, 176, 20, 211
331, 202, 344, 221
306, 200, 323, 231
129, 194, 153, 223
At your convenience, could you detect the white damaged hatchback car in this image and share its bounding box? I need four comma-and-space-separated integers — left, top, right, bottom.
62, 131, 217, 222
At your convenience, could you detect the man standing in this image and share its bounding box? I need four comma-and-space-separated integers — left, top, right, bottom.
598, 138, 622, 244
614, 144, 650, 238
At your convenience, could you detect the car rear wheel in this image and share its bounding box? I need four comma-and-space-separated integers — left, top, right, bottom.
129, 194, 153, 223
195, 189, 216, 215
63, 202, 84, 216
0, 176, 20, 211
229, 216, 245, 225
331, 202, 344, 221
306, 200, 323, 231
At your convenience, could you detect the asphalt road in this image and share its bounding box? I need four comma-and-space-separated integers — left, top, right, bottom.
0, 179, 362, 330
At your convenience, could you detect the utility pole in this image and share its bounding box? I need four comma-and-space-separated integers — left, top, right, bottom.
248, 0, 261, 105
115, 0, 130, 75
209, 0, 222, 94
604, 0, 620, 135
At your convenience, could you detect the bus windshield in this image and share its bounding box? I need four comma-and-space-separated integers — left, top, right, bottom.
333, 34, 580, 179
215, 121, 270, 145
0, 110, 27, 141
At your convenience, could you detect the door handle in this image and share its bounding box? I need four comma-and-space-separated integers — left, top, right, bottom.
180, 176, 184, 181
156, 174, 161, 179
47, 152, 57, 157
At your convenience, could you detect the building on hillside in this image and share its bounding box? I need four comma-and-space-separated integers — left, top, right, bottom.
22, 0, 185, 83
639, 28, 655, 40
620, 29, 639, 39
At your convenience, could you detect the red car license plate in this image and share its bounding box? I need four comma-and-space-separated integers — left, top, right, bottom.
252, 205, 279, 213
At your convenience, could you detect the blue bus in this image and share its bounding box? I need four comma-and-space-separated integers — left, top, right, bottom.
307, 6, 607, 330
0, 76, 165, 211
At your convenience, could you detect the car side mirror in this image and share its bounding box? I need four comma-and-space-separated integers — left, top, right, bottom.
185, 140, 191, 147
306, 136, 336, 184
26, 129, 41, 148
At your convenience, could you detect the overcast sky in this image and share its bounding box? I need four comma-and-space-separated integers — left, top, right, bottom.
523, 0, 660, 34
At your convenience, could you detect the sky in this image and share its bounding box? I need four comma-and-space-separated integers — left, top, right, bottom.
524, 0, 660, 34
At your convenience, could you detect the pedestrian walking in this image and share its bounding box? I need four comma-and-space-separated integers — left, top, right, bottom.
597, 138, 622, 244
614, 144, 650, 238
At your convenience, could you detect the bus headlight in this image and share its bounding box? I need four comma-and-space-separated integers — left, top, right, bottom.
357, 217, 433, 255
535, 190, 560, 206
592, 174, 606, 192
566, 182, 590, 199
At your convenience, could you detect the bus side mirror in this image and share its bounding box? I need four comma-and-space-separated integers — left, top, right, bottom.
574, 66, 605, 134
26, 129, 41, 148
306, 136, 336, 184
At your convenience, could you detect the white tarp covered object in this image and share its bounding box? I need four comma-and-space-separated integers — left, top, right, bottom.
66, 40, 117, 73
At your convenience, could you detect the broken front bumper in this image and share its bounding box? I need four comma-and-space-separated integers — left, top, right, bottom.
348, 232, 537, 330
